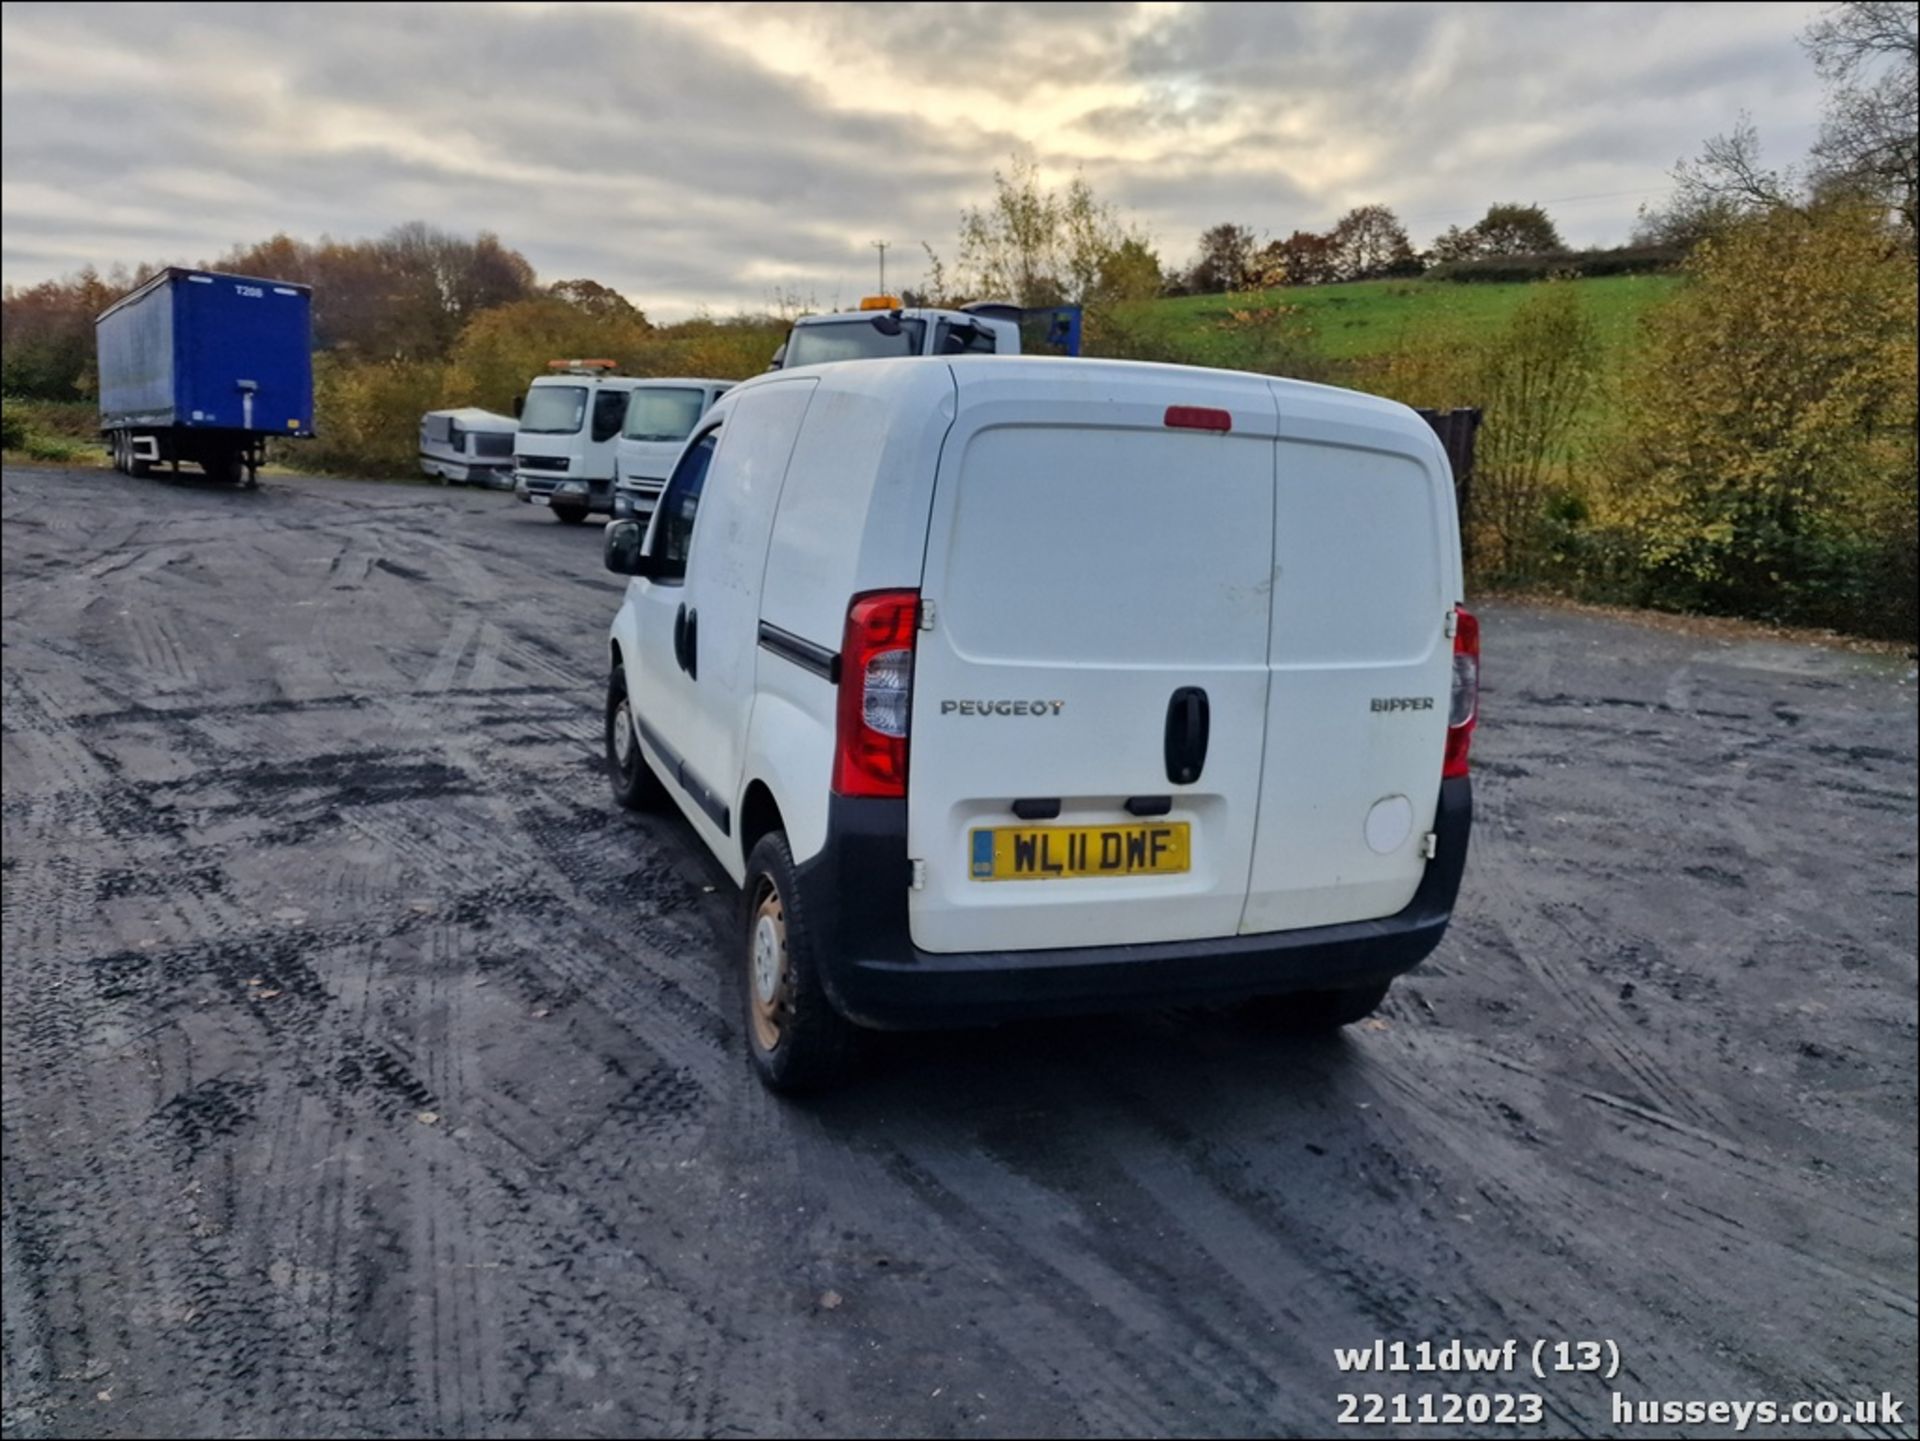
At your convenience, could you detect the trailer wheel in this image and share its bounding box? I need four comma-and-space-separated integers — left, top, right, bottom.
127, 436, 152, 478
202, 449, 243, 485
109, 433, 124, 473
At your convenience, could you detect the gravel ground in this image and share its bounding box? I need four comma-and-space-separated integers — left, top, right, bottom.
2, 461, 1915, 1439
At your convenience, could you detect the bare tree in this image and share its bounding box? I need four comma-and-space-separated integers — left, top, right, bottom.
1804, 1, 1918, 234
1672, 115, 1800, 215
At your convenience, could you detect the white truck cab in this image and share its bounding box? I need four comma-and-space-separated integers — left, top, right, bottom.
602, 356, 1477, 1091
771, 296, 1031, 370
610, 379, 733, 523
512, 361, 648, 523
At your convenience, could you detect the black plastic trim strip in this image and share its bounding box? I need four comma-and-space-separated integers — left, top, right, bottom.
633, 712, 731, 834
757, 621, 839, 683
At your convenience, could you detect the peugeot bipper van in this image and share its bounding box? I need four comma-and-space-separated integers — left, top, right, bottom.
602, 357, 1476, 1091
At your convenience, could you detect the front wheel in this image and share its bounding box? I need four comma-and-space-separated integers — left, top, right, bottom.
1241, 980, 1391, 1032
551, 503, 589, 525
742, 833, 860, 1093
606, 666, 666, 810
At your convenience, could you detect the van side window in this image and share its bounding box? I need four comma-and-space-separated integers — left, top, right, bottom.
650, 431, 718, 582
591, 389, 628, 443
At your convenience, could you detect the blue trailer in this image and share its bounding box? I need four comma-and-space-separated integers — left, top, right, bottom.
95, 267, 313, 486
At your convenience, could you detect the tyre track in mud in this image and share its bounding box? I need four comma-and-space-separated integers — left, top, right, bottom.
3, 464, 1915, 1439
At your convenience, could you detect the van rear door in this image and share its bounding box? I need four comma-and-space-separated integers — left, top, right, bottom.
906, 364, 1278, 954
1238, 390, 1458, 934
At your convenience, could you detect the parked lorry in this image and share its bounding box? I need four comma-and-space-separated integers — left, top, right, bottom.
770, 297, 1081, 370
511, 360, 649, 523
419, 407, 517, 487
96, 268, 313, 486
610, 379, 733, 523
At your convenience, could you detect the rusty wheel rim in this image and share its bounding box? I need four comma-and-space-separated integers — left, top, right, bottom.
749, 879, 789, 1053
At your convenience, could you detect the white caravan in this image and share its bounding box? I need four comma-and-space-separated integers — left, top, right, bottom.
602, 356, 1476, 1090
419, 407, 517, 487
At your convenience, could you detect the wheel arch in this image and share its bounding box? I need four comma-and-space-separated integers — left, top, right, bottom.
739, 780, 786, 862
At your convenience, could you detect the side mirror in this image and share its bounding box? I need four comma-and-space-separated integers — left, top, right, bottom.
869, 311, 903, 338
603, 519, 656, 577
512, 394, 524, 419
768, 343, 786, 371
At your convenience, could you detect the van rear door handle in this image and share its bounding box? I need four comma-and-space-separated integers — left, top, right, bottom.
1164, 687, 1209, 785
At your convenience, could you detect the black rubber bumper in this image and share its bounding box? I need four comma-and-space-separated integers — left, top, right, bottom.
795, 778, 1473, 1030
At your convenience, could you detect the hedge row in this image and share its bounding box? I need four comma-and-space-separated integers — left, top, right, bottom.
1428, 244, 1685, 284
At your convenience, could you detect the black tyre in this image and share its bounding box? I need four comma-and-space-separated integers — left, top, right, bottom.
127, 436, 152, 478
605, 666, 666, 810
202, 449, 242, 485
1242, 980, 1391, 1032
551, 503, 589, 524
110, 433, 125, 473
742, 832, 860, 1093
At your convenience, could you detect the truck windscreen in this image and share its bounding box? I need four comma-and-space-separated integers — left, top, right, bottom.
623, 387, 707, 442
519, 385, 587, 434
783, 318, 927, 369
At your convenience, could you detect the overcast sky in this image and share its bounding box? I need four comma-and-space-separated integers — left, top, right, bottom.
1, 1, 1829, 319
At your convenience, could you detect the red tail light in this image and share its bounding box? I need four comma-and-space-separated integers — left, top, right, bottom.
833, 590, 919, 798
1443, 605, 1479, 779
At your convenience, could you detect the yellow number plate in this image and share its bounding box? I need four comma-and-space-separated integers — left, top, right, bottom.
969, 822, 1191, 881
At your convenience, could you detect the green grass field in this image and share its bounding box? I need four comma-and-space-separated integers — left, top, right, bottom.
1111, 272, 1681, 369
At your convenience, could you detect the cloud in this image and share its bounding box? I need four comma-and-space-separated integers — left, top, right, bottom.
1, 1, 1828, 317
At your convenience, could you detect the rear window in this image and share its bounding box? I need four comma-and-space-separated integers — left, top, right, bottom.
623, 386, 708, 442
519, 385, 586, 434
783, 317, 927, 369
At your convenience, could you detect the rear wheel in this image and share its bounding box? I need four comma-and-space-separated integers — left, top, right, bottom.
605, 665, 665, 810
202, 448, 242, 485
1242, 980, 1391, 1032
110, 433, 125, 473
551, 502, 589, 524
742, 832, 859, 1093
127, 434, 152, 478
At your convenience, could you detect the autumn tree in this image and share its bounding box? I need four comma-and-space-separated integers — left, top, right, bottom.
1327, 205, 1419, 280
548, 278, 648, 321
1094, 237, 1165, 303
1263, 230, 1339, 286
953, 153, 1145, 308
1431, 203, 1565, 263
1603, 199, 1917, 630
1187, 222, 1258, 293
443, 296, 657, 413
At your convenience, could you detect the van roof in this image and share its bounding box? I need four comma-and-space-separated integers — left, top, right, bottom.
726, 353, 1425, 431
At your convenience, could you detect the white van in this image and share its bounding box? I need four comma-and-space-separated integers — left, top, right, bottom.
610, 379, 732, 522
602, 357, 1477, 1091
512, 362, 647, 523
